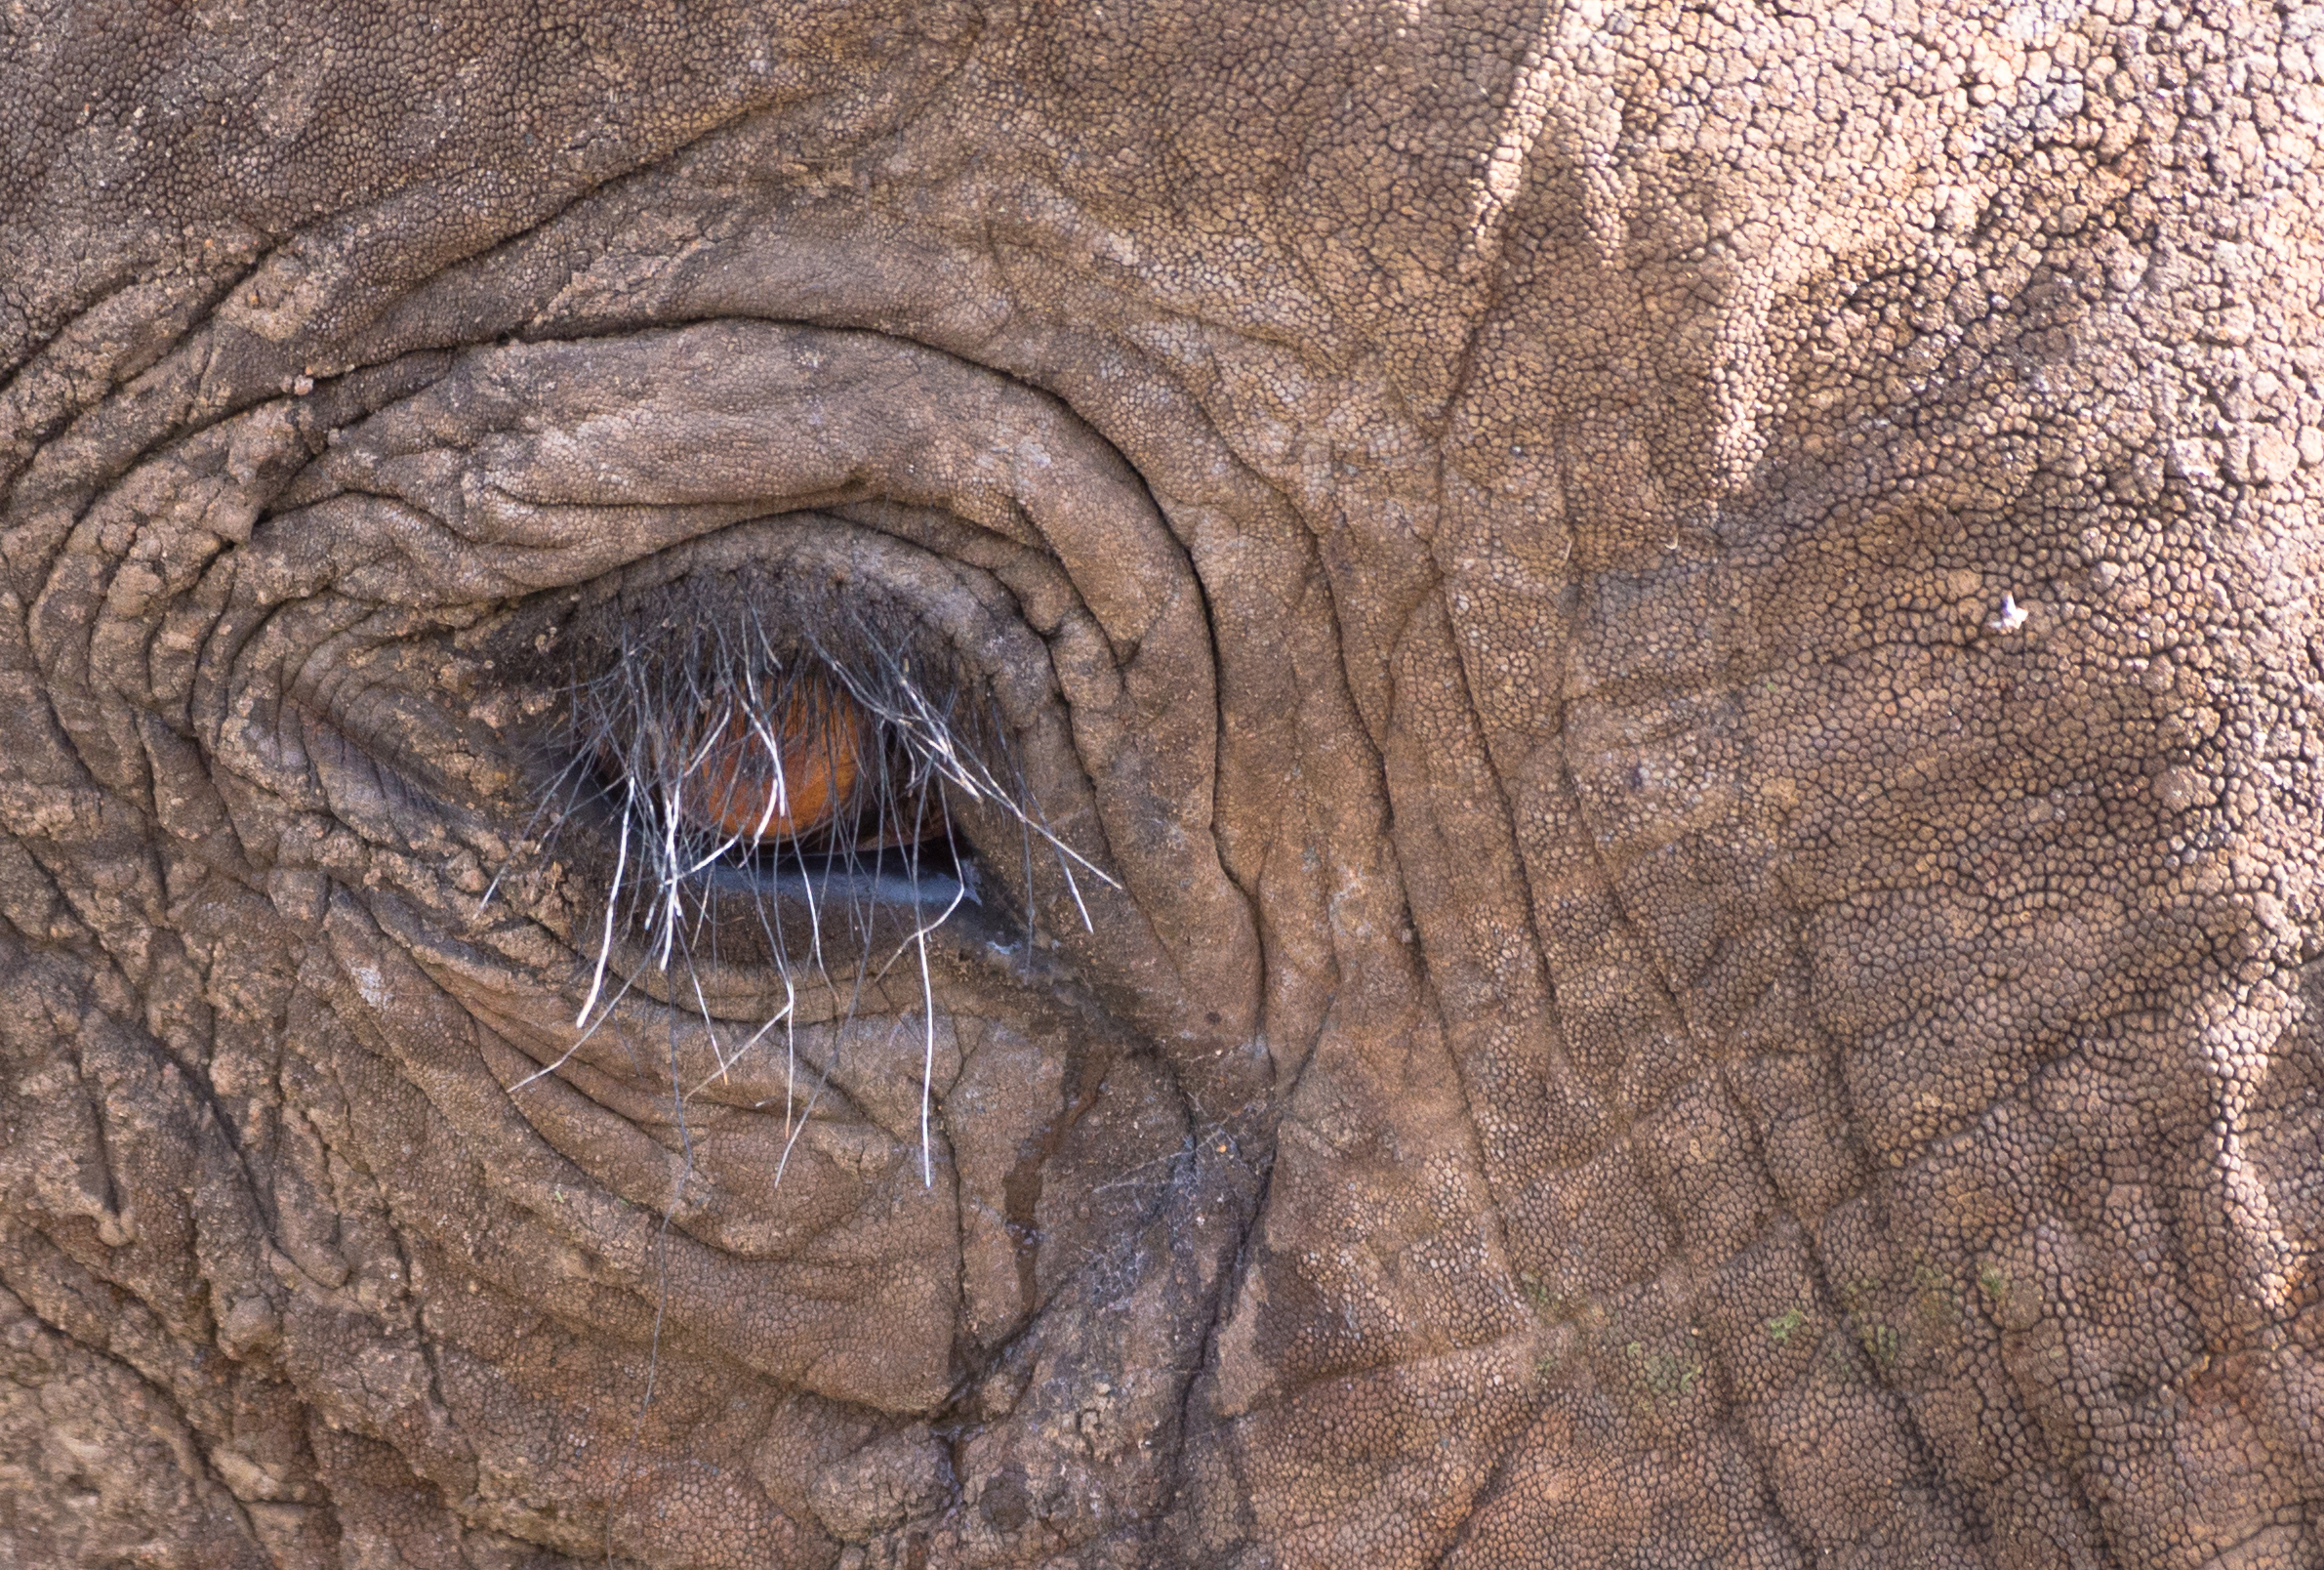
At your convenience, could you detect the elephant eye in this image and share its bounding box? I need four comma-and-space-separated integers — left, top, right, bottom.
588, 653, 986, 911
486, 541, 1115, 1030
572, 643, 978, 915
643, 672, 872, 847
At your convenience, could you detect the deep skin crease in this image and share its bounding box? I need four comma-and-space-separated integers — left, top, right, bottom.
3, 1, 2322, 1566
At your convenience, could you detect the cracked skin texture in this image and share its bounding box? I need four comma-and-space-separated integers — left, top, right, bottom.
0, 0, 2321, 1564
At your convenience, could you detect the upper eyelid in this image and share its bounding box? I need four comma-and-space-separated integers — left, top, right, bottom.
287, 324, 1178, 639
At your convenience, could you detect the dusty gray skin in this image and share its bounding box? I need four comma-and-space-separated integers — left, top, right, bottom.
3, 1, 2321, 1565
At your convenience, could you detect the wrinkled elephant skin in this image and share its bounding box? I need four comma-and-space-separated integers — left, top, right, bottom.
2, 1, 2321, 1566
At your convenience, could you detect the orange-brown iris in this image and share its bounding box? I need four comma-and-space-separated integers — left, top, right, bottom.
675, 680, 868, 843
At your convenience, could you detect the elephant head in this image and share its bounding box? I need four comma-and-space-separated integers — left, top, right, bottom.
2, 1, 2319, 1565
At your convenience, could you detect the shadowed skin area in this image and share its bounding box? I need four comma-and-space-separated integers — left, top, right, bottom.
1, 0, 2320, 1566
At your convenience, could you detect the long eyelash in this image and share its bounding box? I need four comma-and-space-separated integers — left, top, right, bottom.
469, 587, 1123, 1555
495, 593, 1116, 1195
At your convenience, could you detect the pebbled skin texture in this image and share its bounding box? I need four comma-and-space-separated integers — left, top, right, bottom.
2, 0, 2321, 1566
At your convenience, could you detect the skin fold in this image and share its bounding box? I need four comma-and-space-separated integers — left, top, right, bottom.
1, 0, 2319, 1565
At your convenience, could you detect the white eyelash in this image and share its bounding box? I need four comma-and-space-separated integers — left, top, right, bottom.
472, 588, 1125, 1508
497, 599, 1115, 1197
